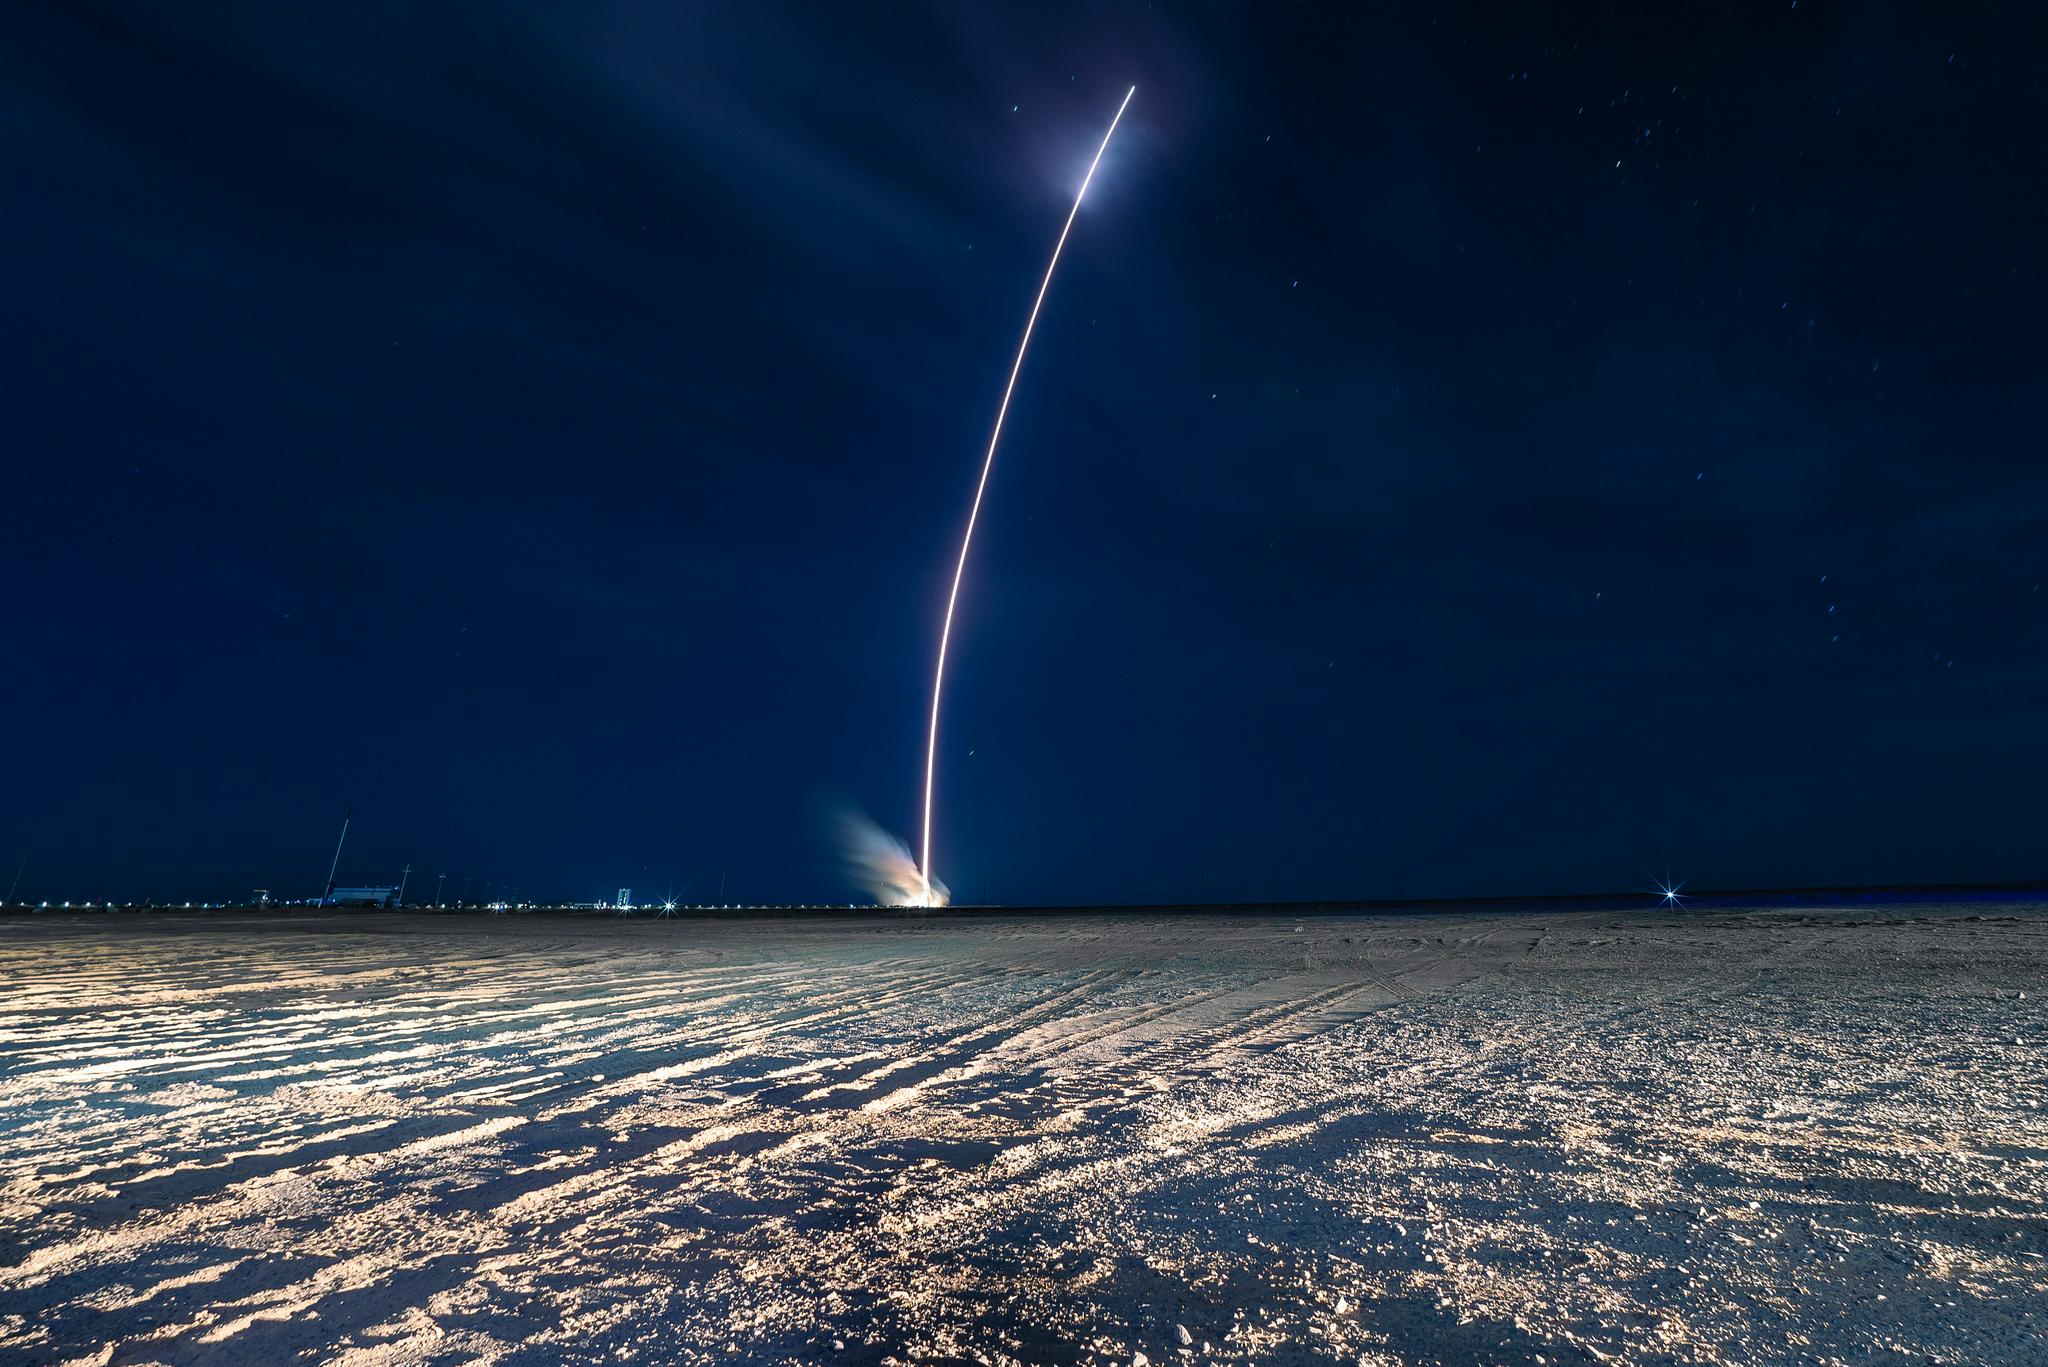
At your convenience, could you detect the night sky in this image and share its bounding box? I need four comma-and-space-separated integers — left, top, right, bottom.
5, 4, 2042, 906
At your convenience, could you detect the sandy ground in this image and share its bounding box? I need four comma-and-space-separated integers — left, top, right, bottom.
1, 906, 2044, 1366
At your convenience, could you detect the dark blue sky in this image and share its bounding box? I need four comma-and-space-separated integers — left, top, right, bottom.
4, 3, 2042, 905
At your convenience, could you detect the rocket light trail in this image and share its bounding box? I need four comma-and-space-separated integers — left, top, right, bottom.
916, 85, 1136, 907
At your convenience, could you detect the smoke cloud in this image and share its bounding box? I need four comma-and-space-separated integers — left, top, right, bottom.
836, 809, 948, 907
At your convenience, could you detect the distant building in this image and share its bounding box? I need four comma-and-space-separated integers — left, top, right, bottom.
616, 888, 633, 909
328, 886, 400, 908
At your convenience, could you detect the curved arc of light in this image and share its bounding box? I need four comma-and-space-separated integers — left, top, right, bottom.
920, 85, 1136, 900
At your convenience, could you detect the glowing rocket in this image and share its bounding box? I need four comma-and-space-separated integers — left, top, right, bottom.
917, 86, 1137, 906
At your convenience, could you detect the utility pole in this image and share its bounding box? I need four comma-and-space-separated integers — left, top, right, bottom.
321, 808, 351, 904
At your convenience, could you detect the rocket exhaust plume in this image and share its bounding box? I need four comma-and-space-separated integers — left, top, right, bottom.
913, 85, 1136, 908
838, 809, 949, 907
